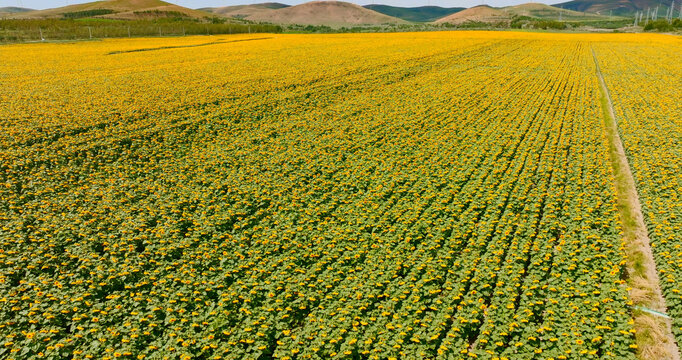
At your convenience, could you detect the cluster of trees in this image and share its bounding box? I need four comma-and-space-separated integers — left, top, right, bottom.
62, 9, 115, 19
0, 18, 282, 42
643, 18, 682, 31
510, 16, 567, 29
3, 10, 679, 41
284, 23, 462, 34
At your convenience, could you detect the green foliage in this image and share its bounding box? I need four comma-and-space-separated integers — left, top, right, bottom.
443, 21, 509, 29
534, 20, 567, 29
132, 10, 190, 20
285, 24, 334, 33
580, 19, 633, 29
0, 34, 641, 359
644, 19, 672, 31
510, 15, 534, 29
643, 19, 682, 31
0, 18, 282, 43
284, 23, 451, 33
208, 16, 227, 24
62, 9, 115, 19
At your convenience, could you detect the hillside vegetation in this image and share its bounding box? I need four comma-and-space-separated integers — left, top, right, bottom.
12, 0, 212, 20
503, 2, 610, 20
556, 0, 676, 16
434, 2, 619, 26
363, 5, 464, 22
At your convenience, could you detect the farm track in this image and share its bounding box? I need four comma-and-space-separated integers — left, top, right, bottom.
592, 48, 681, 360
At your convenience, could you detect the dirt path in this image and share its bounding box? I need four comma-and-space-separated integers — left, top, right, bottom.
591, 48, 680, 360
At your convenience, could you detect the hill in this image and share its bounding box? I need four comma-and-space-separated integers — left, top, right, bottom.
0, 7, 33, 18
13, 0, 212, 20
0, 7, 34, 14
245, 1, 407, 27
554, 0, 674, 15
434, 2, 616, 24
503, 3, 610, 20
363, 5, 464, 22
201, 3, 289, 19
434, 5, 510, 24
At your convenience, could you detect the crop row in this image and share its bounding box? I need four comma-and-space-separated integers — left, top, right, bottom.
594, 37, 682, 345
0, 33, 640, 359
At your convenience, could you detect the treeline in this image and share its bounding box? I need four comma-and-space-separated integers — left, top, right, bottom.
440, 19, 568, 30
284, 23, 441, 33
510, 16, 567, 29
282, 19, 634, 34
0, 18, 282, 43
643, 18, 682, 31
63, 9, 115, 19
437, 17, 633, 31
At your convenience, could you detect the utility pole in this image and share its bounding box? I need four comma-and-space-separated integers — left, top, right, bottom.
127, 26, 131, 37
88, 26, 92, 39
39, 27, 44, 41
559, 6, 563, 21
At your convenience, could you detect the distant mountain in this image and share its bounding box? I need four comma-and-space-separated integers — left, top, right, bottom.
201, 2, 289, 19
363, 5, 464, 22
13, 0, 212, 20
554, 0, 674, 15
503, 3, 609, 20
244, 1, 407, 27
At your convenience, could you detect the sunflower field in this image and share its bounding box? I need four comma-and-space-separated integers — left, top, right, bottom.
0, 32, 679, 360
593, 39, 682, 345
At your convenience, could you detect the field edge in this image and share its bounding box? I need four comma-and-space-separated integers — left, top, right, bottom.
591, 47, 681, 360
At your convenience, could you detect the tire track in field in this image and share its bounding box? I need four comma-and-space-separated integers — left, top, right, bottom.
592, 47, 680, 360
106, 37, 274, 55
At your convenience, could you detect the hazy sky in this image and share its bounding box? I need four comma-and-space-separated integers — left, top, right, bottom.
7, 0, 559, 10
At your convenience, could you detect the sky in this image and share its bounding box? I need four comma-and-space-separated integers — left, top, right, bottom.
6, 0, 559, 10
